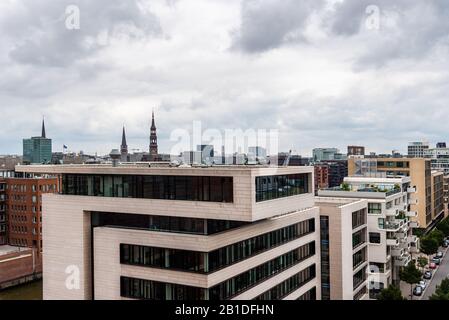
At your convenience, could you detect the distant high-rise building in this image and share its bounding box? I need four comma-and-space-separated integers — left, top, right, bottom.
313, 148, 346, 162
23, 119, 52, 164
197, 145, 214, 164
149, 111, 159, 161
120, 126, 129, 162
437, 142, 447, 149
424, 143, 449, 174
347, 146, 365, 157
248, 146, 267, 158
408, 141, 429, 158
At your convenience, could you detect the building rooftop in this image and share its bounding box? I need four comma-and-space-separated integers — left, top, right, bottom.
15, 163, 313, 176
0, 245, 30, 257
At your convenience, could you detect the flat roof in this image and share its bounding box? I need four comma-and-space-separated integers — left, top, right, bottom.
15, 164, 314, 176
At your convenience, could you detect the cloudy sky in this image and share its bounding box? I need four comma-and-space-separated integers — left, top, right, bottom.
1, 0, 449, 156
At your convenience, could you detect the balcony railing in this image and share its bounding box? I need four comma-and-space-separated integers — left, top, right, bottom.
407, 187, 416, 193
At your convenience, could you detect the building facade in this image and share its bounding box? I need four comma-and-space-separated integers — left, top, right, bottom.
348, 158, 434, 231
348, 146, 365, 157
23, 120, 52, 164
315, 197, 369, 300
17, 165, 321, 301
0, 179, 6, 245
408, 142, 429, 158
318, 176, 417, 299
313, 148, 345, 162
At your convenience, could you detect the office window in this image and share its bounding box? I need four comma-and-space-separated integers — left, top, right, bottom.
368, 203, 382, 214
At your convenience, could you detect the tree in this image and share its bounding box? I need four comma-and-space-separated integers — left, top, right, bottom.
430, 278, 449, 300
420, 236, 439, 256
436, 219, 449, 237
400, 263, 422, 300
430, 229, 445, 246
417, 257, 428, 271
377, 285, 405, 300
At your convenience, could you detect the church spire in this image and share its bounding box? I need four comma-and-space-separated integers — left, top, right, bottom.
121, 125, 128, 156
41, 117, 46, 138
149, 109, 158, 161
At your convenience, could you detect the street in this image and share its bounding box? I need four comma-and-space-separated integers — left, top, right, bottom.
420, 246, 449, 300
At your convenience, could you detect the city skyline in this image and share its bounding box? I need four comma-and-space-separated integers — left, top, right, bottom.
2, 0, 449, 156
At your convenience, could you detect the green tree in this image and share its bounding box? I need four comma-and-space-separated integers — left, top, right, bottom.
430, 278, 449, 300
377, 285, 405, 300
400, 263, 422, 300
430, 229, 445, 246
420, 236, 439, 256
436, 219, 449, 237
417, 256, 428, 271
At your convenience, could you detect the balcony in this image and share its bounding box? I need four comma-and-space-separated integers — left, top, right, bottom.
394, 254, 411, 267
406, 211, 417, 218
407, 235, 417, 244
407, 187, 416, 193
409, 221, 419, 228
383, 218, 407, 232
408, 198, 418, 205
386, 238, 400, 246
386, 208, 398, 216
391, 248, 405, 257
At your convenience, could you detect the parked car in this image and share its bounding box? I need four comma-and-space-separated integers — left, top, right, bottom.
437, 252, 444, 259
443, 240, 449, 248
429, 262, 437, 269
432, 257, 441, 265
418, 280, 427, 290
413, 286, 423, 296
423, 270, 433, 279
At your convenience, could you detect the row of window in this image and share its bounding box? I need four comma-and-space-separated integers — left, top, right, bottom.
353, 247, 367, 270
352, 209, 366, 229
296, 287, 317, 300
63, 175, 234, 203
120, 242, 316, 300
92, 212, 248, 235
352, 228, 367, 249
120, 219, 315, 273
253, 264, 316, 300
255, 174, 309, 202
4, 184, 57, 193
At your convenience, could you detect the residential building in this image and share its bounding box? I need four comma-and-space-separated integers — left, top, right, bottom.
424, 144, 449, 174
314, 164, 329, 192
348, 146, 365, 157
328, 161, 348, 188
17, 164, 321, 301
313, 160, 348, 194
318, 176, 417, 299
444, 174, 449, 217
5, 177, 59, 255
0, 178, 6, 245
408, 141, 429, 158
0, 245, 41, 289
0, 155, 22, 170
315, 197, 369, 300
348, 158, 435, 231
430, 171, 445, 225
23, 119, 52, 164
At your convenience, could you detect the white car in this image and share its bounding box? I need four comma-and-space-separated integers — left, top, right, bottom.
436, 252, 443, 259
418, 280, 427, 290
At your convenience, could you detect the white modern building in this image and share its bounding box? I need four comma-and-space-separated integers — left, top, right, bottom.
318, 176, 418, 299
17, 164, 321, 301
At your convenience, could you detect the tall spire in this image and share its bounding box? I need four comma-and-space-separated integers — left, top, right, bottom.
121, 125, 128, 156
151, 110, 156, 129
41, 117, 46, 138
149, 109, 158, 161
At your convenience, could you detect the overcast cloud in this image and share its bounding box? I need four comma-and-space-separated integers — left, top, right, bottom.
1, 0, 449, 156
